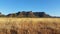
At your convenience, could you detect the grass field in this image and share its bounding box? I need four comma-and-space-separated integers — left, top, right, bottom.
0, 18, 60, 34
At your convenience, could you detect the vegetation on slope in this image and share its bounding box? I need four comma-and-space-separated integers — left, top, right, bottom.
0, 11, 51, 18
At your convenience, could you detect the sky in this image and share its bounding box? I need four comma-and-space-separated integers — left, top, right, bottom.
0, 0, 60, 16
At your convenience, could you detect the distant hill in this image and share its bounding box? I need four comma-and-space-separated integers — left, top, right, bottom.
6, 11, 51, 18
2, 11, 60, 18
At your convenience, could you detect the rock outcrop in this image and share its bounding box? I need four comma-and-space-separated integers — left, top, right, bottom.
7, 11, 51, 18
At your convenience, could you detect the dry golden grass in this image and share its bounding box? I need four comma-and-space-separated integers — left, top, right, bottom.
0, 18, 60, 34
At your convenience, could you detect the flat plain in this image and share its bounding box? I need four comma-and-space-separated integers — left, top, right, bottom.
0, 18, 60, 34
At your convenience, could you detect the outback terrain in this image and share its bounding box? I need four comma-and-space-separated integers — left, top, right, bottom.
0, 18, 60, 34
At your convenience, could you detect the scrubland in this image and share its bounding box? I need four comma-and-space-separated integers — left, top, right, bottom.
0, 18, 60, 34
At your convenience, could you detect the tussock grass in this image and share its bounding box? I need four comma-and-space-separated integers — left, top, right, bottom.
0, 18, 60, 34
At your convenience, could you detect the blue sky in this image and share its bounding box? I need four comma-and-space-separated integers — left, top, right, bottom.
0, 0, 60, 16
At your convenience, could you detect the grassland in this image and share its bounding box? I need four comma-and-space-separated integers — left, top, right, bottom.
0, 18, 60, 34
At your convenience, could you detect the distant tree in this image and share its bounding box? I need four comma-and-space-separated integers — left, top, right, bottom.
7, 13, 17, 17
12, 13, 17, 17
0, 12, 1, 14
0, 12, 6, 17
16, 12, 21, 15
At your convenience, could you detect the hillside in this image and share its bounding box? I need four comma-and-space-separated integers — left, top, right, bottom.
0, 11, 51, 18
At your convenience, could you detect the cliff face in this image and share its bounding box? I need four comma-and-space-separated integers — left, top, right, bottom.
6, 11, 51, 18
